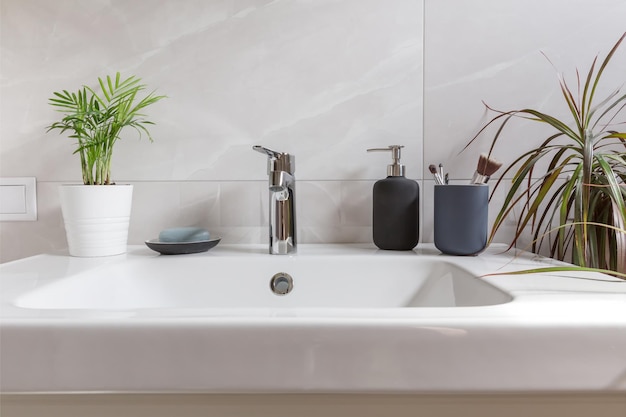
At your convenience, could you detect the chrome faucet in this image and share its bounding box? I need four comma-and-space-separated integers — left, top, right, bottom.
253, 146, 297, 255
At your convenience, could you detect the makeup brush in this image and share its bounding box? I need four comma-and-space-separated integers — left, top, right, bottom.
429, 164, 444, 185
471, 153, 502, 184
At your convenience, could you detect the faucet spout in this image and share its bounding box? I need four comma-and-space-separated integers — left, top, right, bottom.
269, 171, 292, 193
254, 146, 297, 255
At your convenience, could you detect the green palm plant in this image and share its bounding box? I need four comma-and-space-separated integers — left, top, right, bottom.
47, 72, 165, 185
468, 32, 626, 277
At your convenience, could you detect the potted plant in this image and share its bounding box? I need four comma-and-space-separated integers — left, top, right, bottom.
47, 72, 165, 257
467, 32, 626, 277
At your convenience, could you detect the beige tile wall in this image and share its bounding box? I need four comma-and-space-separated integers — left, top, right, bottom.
1, 0, 625, 262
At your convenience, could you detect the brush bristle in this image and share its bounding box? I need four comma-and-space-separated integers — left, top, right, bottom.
428, 164, 439, 174
476, 153, 502, 177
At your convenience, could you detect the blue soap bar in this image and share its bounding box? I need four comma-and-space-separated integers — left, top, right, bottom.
158, 227, 210, 243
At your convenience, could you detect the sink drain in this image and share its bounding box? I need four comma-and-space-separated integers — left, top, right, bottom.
270, 272, 293, 295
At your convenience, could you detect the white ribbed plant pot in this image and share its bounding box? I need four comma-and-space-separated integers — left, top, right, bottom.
59, 184, 133, 257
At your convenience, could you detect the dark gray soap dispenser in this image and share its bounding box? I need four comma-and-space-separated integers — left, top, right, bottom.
367, 145, 419, 250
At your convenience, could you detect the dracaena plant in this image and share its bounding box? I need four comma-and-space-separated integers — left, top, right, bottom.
47, 72, 165, 185
468, 32, 626, 278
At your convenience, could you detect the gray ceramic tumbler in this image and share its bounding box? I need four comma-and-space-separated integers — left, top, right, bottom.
434, 184, 488, 255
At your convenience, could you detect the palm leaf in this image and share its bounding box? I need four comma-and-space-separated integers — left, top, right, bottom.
46, 72, 166, 185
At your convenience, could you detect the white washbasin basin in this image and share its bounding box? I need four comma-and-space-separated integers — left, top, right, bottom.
1, 243, 625, 394
13, 253, 511, 310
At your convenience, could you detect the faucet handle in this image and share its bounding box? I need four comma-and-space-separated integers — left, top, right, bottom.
253, 145, 283, 159
253, 145, 295, 174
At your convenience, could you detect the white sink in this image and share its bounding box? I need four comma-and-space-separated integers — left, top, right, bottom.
14, 254, 511, 310
1, 243, 625, 394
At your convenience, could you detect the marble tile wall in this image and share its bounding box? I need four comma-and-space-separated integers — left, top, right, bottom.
1, 0, 624, 262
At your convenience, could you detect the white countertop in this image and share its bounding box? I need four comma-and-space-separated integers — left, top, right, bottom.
1, 243, 625, 394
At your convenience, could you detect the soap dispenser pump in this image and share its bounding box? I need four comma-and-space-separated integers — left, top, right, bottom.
367, 145, 419, 250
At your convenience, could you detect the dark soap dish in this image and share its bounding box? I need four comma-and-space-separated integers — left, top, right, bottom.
145, 237, 221, 255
